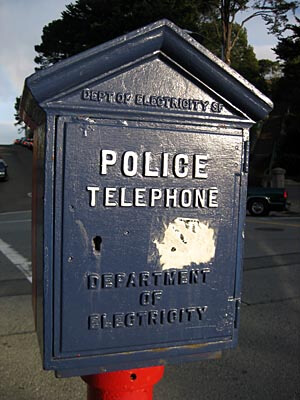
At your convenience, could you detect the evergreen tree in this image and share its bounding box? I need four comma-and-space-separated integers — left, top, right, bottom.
272, 20, 300, 176
34, 0, 298, 68
34, 0, 203, 67
14, 97, 25, 133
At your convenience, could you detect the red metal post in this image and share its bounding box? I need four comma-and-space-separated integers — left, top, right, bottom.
82, 366, 165, 400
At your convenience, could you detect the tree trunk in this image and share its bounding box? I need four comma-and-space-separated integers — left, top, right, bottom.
224, 24, 232, 65
221, 0, 232, 65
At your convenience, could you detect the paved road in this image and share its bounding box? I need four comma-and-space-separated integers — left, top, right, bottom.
0, 145, 299, 399
0, 210, 32, 298
0, 145, 32, 213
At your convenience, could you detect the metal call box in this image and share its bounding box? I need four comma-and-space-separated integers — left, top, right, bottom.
20, 20, 272, 377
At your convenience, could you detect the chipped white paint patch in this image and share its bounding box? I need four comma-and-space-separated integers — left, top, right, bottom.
154, 218, 215, 270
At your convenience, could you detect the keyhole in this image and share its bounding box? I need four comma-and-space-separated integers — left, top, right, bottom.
93, 236, 102, 255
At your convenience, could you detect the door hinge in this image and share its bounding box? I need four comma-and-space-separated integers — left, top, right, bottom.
228, 297, 241, 329
243, 141, 249, 173
234, 298, 241, 329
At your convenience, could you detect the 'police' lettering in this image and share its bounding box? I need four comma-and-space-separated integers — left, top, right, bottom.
99, 150, 209, 179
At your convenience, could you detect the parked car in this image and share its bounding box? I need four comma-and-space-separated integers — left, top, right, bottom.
23, 138, 34, 150
0, 159, 8, 181
15, 137, 26, 145
247, 186, 289, 216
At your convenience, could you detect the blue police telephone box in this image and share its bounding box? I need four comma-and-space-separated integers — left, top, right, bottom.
20, 20, 272, 377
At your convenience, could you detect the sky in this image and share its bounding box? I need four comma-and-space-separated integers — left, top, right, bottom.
0, 0, 298, 145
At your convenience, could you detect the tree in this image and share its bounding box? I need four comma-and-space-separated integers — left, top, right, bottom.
14, 97, 25, 133
271, 19, 300, 176
258, 59, 281, 79
34, 0, 298, 71
256, 59, 282, 96
197, 0, 299, 65
193, 21, 262, 86
14, 97, 33, 138
274, 19, 300, 103
34, 0, 203, 67
23, 0, 270, 127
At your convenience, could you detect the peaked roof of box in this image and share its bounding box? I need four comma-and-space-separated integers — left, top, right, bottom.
21, 19, 273, 122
